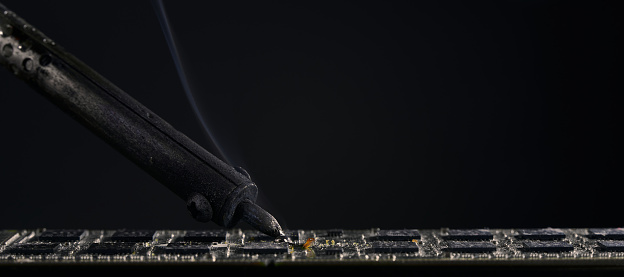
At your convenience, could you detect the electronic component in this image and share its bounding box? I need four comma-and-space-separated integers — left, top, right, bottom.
83, 243, 136, 255
443, 241, 497, 253
597, 241, 624, 252
516, 228, 566, 240
587, 228, 624, 240
241, 243, 289, 254
180, 230, 226, 243
38, 229, 86, 242
154, 243, 212, 255
370, 241, 418, 253
521, 241, 574, 253
374, 229, 421, 241
246, 234, 274, 242
443, 229, 493, 240
327, 229, 343, 237
325, 247, 344, 255
0, 231, 17, 245
6, 242, 59, 254
284, 230, 301, 242
247, 230, 299, 243
110, 230, 155, 242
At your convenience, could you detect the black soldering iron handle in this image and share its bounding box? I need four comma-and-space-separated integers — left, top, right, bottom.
0, 3, 280, 234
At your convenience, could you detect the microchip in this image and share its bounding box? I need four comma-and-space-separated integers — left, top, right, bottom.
327, 229, 344, 237
84, 242, 136, 254
443, 241, 497, 253
325, 247, 344, 255
286, 231, 301, 242
521, 241, 574, 253
444, 229, 493, 240
370, 241, 419, 253
241, 243, 289, 254
6, 243, 60, 254
38, 229, 86, 242
0, 231, 18, 245
246, 234, 274, 242
597, 241, 624, 252
375, 229, 421, 241
181, 230, 226, 243
154, 243, 212, 255
247, 230, 299, 243
110, 230, 155, 242
587, 228, 624, 240
516, 228, 566, 240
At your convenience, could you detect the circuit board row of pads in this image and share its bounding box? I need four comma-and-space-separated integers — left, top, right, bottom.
2, 228, 624, 266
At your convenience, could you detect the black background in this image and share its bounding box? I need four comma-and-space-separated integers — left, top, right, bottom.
0, 1, 619, 231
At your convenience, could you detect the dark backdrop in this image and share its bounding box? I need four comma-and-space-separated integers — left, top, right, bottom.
0, 0, 619, 231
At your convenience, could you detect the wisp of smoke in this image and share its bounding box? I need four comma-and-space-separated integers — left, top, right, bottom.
152, 0, 230, 165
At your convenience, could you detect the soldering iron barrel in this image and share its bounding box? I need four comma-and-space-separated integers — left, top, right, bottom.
0, 4, 256, 227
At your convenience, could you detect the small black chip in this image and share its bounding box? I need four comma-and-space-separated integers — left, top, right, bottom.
181, 230, 226, 243
597, 241, 624, 252
587, 228, 624, 240
327, 229, 344, 237
247, 230, 299, 243
241, 243, 289, 254
285, 231, 301, 242
110, 230, 155, 242
443, 241, 497, 253
154, 243, 211, 255
325, 247, 344, 255
516, 228, 566, 240
39, 229, 86, 242
370, 241, 418, 253
84, 243, 136, 254
521, 241, 574, 253
444, 229, 493, 240
7, 243, 60, 254
375, 229, 421, 241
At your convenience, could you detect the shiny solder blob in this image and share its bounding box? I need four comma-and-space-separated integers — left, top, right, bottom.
302, 238, 315, 249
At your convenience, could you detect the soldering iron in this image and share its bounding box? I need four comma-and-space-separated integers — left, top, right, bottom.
0, 2, 284, 238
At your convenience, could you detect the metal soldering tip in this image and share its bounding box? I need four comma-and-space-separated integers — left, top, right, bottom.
237, 201, 284, 237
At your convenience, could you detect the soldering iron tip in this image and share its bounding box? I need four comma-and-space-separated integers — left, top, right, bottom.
238, 201, 285, 237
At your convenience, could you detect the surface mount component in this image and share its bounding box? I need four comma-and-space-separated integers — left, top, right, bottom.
154, 243, 212, 255
520, 241, 574, 253
241, 243, 289, 255
0, 231, 17, 246
515, 228, 566, 240
38, 229, 86, 242
83, 243, 137, 255
6, 242, 59, 255
247, 230, 299, 243
110, 230, 156, 242
374, 229, 421, 241
324, 247, 344, 255
587, 228, 624, 240
443, 241, 497, 253
443, 229, 493, 240
180, 230, 226, 243
370, 241, 419, 253
597, 241, 624, 252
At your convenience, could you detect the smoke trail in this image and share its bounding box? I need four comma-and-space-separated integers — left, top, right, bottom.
151, 0, 230, 165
